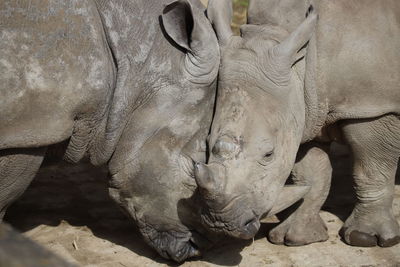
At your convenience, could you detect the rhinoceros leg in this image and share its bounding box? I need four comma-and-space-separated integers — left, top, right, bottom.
340, 115, 400, 247
269, 142, 332, 245
0, 147, 46, 220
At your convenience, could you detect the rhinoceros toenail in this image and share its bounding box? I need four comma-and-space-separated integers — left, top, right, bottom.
378, 236, 400, 247
349, 231, 377, 247
285, 239, 304, 247
268, 236, 284, 245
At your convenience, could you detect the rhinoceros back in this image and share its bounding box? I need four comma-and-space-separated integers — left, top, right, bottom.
315, 0, 400, 122
0, 0, 114, 150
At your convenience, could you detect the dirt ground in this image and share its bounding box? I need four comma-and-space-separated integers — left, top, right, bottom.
4, 145, 400, 267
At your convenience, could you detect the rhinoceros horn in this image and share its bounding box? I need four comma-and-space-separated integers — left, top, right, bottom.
193, 162, 224, 200
268, 184, 310, 216
273, 6, 318, 68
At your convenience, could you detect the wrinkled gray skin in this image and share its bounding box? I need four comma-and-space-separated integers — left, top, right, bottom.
195, 0, 400, 248
0, 0, 220, 262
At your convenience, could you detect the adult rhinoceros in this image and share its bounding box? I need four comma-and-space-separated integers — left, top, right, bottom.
194, 0, 400, 248
0, 0, 220, 262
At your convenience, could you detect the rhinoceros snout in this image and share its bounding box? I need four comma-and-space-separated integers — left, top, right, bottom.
166, 240, 201, 262
240, 218, 261, 239
236, 217, 261, 239
149, 234, 203, 262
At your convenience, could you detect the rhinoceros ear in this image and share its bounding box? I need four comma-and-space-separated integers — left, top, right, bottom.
274, 6, 318, 66
162, 1, 194, 52
207, 0, 233, 46
162, 0, 213, 53
162, 1, 219, 84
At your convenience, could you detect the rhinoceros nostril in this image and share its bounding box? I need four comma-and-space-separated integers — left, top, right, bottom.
237, 217, 260, 240
244, 217, 257, 227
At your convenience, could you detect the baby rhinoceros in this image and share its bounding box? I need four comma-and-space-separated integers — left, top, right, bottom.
194, 0, 400, 248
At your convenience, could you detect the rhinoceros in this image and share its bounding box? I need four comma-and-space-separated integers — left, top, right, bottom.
194, 0, 400, 248
0, 0, 220, 261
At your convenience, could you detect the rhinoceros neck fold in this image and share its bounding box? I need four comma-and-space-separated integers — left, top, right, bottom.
88, 0, 174, 165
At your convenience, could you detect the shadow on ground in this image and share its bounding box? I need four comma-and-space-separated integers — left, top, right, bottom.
4, 161, 170, 264
5, 159, 256, 265
4, 144, 400, 265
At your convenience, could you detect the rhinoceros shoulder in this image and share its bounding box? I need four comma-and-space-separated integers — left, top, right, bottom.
315, 0, 400, 122
0, 0, 114, 150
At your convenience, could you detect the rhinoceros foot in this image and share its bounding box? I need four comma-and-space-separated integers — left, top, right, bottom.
340, 210, 400, 248
268, 212, 328, 246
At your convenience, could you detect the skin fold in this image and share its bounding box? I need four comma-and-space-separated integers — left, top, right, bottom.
0, 0, 220, 262
194, 0, 400, 248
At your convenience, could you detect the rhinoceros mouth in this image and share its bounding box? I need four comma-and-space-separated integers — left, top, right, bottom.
138, 224, 211, 262
200, 214, 261, 240
198, 184, 311, 239
199, 202, 261, 239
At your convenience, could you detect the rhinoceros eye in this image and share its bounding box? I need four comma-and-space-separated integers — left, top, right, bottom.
258, 149, 274, 166
264, 151, 274, 158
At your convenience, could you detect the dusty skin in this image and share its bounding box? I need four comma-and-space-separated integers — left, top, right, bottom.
198, 0, 400, 248
5, 146, 400, 267
0, 0, 220, 261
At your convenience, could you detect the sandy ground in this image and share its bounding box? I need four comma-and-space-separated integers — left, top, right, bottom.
4, 146, 400, 267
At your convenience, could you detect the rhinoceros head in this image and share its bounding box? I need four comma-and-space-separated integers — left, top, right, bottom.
192, 0, 317, 239
96, 0, 220, 262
